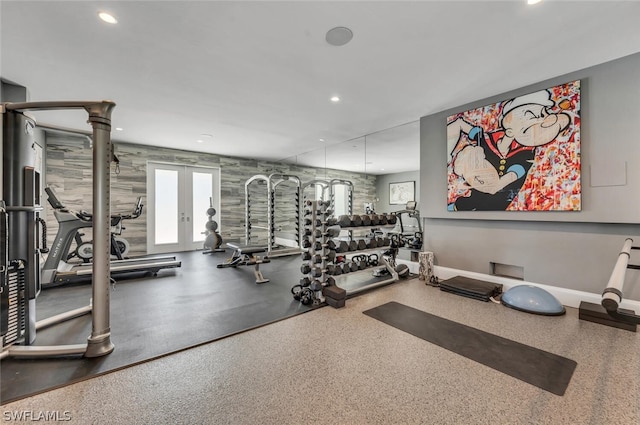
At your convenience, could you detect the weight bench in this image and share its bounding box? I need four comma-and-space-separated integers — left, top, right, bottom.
217, 243, 271, 284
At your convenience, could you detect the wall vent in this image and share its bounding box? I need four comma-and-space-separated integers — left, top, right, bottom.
490, 262, 524, 280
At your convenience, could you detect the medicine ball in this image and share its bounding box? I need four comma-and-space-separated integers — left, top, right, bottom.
395, 263, 410, 278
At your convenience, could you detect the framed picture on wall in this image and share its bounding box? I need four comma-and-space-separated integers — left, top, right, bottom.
389, 181, 415, 205
446, 80, 581, 211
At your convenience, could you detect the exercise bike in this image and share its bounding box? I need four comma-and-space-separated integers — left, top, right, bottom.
66, 198, 142, 263
41, 187, 182, 288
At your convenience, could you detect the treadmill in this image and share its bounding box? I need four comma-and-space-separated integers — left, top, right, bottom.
41, 187, 181, 288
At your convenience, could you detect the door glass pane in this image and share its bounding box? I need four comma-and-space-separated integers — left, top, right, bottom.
155, 169, 179, 244
192, 172, 213, 242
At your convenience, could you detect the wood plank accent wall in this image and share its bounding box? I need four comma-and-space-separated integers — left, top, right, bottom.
44, 134, 376, 256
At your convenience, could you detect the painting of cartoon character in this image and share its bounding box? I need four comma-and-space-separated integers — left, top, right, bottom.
447, 80, 581, 211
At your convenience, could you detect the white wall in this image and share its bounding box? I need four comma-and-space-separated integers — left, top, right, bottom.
375, 170, 420, 214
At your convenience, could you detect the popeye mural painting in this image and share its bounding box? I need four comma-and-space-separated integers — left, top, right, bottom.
447, 80, 580, 211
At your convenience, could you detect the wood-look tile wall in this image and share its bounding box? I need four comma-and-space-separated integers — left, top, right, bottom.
44, 134, 376, 256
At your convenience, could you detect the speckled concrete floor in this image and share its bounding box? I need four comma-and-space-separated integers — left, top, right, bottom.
2, 278, 639, 424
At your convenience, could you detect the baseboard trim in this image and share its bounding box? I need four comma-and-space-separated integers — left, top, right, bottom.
427, 265, 640, 311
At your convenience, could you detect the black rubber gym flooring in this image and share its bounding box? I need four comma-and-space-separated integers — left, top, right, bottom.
1, 250, 310, 404
364, 301, 577, 396
1, 250, 395, 404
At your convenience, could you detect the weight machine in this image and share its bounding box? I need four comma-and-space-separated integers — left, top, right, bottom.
1, 100, 116, 359
329, 179, 354, 217
245, 173, 302, 257
301, 179, 330, 203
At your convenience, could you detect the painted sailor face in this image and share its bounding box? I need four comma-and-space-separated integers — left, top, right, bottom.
500, 90, 570, 148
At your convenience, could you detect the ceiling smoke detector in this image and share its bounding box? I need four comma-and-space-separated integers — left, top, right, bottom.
325, 27, 353, 46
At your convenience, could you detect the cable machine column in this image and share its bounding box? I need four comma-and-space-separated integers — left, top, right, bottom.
85, 102, 116, 357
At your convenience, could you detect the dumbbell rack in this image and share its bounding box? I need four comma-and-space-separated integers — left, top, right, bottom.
293, 200, 337, 306
328, 214, 400, 295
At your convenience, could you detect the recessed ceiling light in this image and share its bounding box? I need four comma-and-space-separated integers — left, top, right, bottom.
319, 138, 325, 142
198, 133, 214, 143
115, 127, 123, 131
331, 96, 340, 103
326, 27, 353, 46
98, 12, 118, 24
527, 0, 542, 4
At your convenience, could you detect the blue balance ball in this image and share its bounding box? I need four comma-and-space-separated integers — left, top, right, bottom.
501, 285, 565, 316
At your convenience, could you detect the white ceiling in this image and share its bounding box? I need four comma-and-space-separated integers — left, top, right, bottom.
2, 1, 640, 175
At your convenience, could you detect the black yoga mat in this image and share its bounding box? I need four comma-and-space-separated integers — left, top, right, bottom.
363, 301, 576, 396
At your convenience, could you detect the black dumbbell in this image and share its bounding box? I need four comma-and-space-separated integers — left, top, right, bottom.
361, 215, 372, 226
349, 262, 359, 273
382, 237, 390, 246
349, 240, 358, 251
299, 276, 311, 286
301, 251, 311, 261
386, 213, 397, 225
310, 267, 323, 278
337, 215, 351, 227
311, 254, 323, 264
304, 218, 322, 226
350, 215, 362, 226
300, 263, 311, 274
370, 214, 380, 225
336, 240, 349, 253
357, 239, 367, 250
324, 225, 341, 238
310, 280, 323, 291
366, 238, 378, 249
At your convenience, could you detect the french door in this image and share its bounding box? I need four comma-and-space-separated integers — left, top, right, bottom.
147, 163, 220, 254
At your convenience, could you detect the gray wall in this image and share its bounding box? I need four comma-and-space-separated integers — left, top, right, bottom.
420, 52, 640, 301
44, 136, 376, 256
375, 170, 420, 214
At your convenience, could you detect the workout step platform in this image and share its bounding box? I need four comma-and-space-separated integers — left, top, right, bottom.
439, 276, 503, 302
323, 285, 346, 309
323, 285, 346, 300
578, 301, 637, 332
